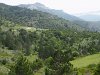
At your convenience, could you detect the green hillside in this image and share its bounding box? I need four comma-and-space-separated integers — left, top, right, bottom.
0, 3, 100, 75
0, 3, 85, 30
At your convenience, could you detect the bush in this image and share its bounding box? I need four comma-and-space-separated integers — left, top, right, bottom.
31, 59, 43, 71
9, 55, 33, 75
94, 63, 100, 75
0, 59, 7, 65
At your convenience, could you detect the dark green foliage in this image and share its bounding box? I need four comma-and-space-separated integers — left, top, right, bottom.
9, 56, 33, 75
1, 59, 7, 65
0, 28, 100, 57
44, 50, 73, 75
31, 59, 43, 71
94, 63, 100, 75
0, 24, 100, 75
45, 67, 53, 75
0, 3, 100, 75
8, 65, 16, 75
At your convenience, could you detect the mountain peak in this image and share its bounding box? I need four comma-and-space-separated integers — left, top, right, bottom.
0, 3, 9, 6
33, 2, 45, 7
18, 2, 48, 10
33, 2, 48, 9
18, 3, 82, 21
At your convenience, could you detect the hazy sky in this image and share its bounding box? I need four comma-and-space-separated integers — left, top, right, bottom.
0, 0, 100, 15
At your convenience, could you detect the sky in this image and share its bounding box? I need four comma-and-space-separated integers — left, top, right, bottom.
0, 0, 100, 15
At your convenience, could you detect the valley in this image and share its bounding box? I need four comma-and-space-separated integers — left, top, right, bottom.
0, 2, 100, 75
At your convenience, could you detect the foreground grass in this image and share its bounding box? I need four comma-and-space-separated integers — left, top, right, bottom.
71, 53, 100, 68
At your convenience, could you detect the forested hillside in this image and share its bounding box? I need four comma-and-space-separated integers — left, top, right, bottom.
0, 20, 100, 75
0, 3, 84, 30
0, 3, 100, 75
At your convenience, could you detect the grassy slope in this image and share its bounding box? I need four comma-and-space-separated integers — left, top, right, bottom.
71, 53, 100, 68
34, 53, 100, 75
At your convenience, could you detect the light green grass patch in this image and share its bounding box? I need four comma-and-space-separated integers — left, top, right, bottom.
14, 26, 36, 32
70, 53, 100, 68
26, 54, 38, 63
0, 50, 13, 58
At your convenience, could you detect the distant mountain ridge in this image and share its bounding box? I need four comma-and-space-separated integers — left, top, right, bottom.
1, 3, 100, 31
19, 3, 48, 10
78, 14, 100, 21
76, 11, 100, 21
75, 11, 100, 31
18, 3, 100, 31
0, 3, 85, 30
18, 2, 82, 21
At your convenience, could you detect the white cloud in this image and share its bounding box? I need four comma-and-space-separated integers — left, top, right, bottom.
0, 0, 37, 5
0, 0, 100, 15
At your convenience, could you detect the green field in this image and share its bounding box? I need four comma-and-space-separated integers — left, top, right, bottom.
71, 53, 100, 68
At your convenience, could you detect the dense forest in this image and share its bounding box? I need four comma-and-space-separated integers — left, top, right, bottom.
0, 3, 100, 75
0, 3, 86, 31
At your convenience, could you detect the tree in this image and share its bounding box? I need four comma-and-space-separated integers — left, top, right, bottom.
94, 63, 100, 75
44, 50, 73, 75
9, 55, 33, 75
31, 59, 43, 71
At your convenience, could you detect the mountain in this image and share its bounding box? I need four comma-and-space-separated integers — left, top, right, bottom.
18, 3, 48, 10
73, 11, 100, 31
0, 3, 85, 30
73, 20, 100, 31
18, 3, 82, 21
76, 11, 100, 21
78, 14, 100, 21
2, 3, 100, 31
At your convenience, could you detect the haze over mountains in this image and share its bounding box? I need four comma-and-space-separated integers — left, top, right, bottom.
18, 3, 82, 21
77, 11, 100, 21
79, 14, 100, 21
